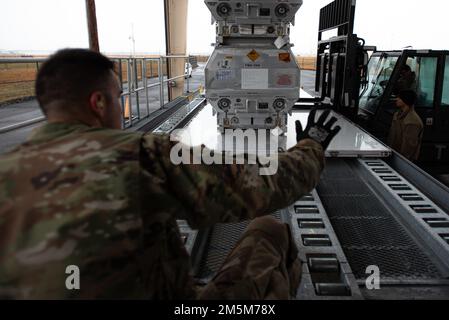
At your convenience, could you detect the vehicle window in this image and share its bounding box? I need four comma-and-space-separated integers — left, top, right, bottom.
416, 57, 438, 108
442, 56, 449, 107
359, 56, 380, 96
389, 56, 437, 108
392, 57, 419, 94
359, 55, 398, 114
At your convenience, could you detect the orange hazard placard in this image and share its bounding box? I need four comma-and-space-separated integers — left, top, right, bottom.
247, 49, 260, 62
279, 52, 291, 63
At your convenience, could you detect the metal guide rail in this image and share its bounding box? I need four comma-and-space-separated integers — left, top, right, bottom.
359, 159, 449, 262
289, 191, 362, 300
317, 159, 449, 299
153, 97, 207, 135
147, 101, 449, 299
148, 97, 207, 257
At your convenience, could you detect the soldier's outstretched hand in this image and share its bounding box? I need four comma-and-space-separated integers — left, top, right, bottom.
296, 108, 341, 150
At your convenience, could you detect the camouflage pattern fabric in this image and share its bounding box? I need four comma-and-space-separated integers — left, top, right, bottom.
197, 216, 302, 300
0, 122, 324, 299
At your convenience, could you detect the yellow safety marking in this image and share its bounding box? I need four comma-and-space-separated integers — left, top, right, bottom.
124, 96, 131, 119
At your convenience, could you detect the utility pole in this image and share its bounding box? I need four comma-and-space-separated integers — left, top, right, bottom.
85, 0, 100, 52
129, 23, 136, 57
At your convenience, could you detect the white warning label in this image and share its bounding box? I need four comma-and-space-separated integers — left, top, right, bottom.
216, 70, 235, 81
241, 69, 268, 90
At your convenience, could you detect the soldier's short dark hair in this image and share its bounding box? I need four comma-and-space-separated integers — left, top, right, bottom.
398, 90, 418, 106
35, 49, 115, 114
401, 64, 412, 72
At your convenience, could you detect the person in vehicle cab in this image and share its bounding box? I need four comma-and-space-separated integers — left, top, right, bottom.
393, 64, 417, 94
388, 90, 424, 162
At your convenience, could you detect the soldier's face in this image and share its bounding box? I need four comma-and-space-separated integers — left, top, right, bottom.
103, 72, 124, 130
396, 97, 406, 108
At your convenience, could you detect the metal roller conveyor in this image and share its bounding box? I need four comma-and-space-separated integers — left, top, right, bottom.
159, 0, 449, 300
152, 97, 449, 300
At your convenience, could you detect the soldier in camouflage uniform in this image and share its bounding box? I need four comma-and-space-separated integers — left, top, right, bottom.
0, 49, 340, 300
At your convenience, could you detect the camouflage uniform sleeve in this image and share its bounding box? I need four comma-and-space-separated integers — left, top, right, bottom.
141, 134, 324, 229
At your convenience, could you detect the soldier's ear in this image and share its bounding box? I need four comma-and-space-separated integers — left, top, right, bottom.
88, 91, 108, 127
89, 92, 106, 113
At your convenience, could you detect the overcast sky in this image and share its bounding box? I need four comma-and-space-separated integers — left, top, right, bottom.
1, 0, 449, 55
